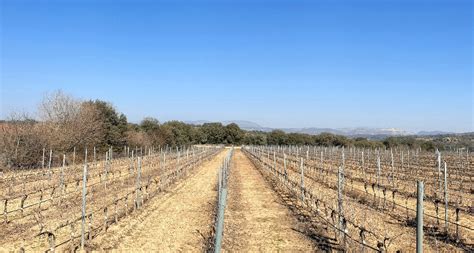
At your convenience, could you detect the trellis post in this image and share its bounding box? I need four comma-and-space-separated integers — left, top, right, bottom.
443, 162, 448, 232
300, 157, 304, 203
48, 149, 52, 180
136, 157, 142, 209
416, 181, 424, 253
80, 159, 88, 249
42, 148, 45, 169
60, 155, 65, 199
337, 165, 344, 240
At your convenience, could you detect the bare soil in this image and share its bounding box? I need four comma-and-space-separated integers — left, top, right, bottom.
89, 150, 228, 251
222, 150, 315, 252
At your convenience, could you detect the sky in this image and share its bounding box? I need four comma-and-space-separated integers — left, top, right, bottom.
1, 0, 472, 133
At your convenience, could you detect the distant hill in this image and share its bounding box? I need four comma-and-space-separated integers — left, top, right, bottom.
417, 131, 453, 136
280, 127, 413, 138
186, 120, 213, 126
184, 120, 459, 139
222, 120, 273, 131
186, 120, 273, 131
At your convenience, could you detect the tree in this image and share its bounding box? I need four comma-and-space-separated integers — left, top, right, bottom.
85, 100, 128, 150
224, 123, 244, 144
0, 113, 42, 168
200, 123, 226, 144
39, 91, 104, 152
242, 131, 267, 145
162, 121, 194, 146
315, 133, 336, 146
1, 91, 105, 168
268, 130, 288, 145
139, 117, 161, 146
125, 127, 150, 148
140, 117, 160, 132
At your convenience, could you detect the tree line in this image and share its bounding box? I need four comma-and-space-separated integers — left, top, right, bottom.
1, 91, 460, 169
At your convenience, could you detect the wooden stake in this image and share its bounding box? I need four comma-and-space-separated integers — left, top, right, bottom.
80, 162, 88, 250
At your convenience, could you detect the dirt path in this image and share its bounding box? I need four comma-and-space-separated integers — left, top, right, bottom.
222, 149, 315, 252
90, 149, 227, 251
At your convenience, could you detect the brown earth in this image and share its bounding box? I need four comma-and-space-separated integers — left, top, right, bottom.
89, 149, 228, 251
222, 149, 315, 252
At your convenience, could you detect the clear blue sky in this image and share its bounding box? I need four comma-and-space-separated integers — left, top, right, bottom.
1, 0, 472, 132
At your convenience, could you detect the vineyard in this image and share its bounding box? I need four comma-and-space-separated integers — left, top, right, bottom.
244, 146, 473, 252
1, 145, 473, 252
2, 0, 471, 251
0, 146, 222, 251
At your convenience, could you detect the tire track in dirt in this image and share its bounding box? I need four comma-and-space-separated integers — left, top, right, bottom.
89, 149, 228, 251
222, 149, 315, 252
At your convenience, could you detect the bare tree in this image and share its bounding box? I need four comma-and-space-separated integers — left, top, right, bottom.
1, 90, 106, 168
0, 112, 42, 169
38, 90, 80, 123
38, 90, 104, 152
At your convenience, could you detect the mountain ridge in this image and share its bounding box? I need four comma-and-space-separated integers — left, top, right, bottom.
185, 120, 455, 138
